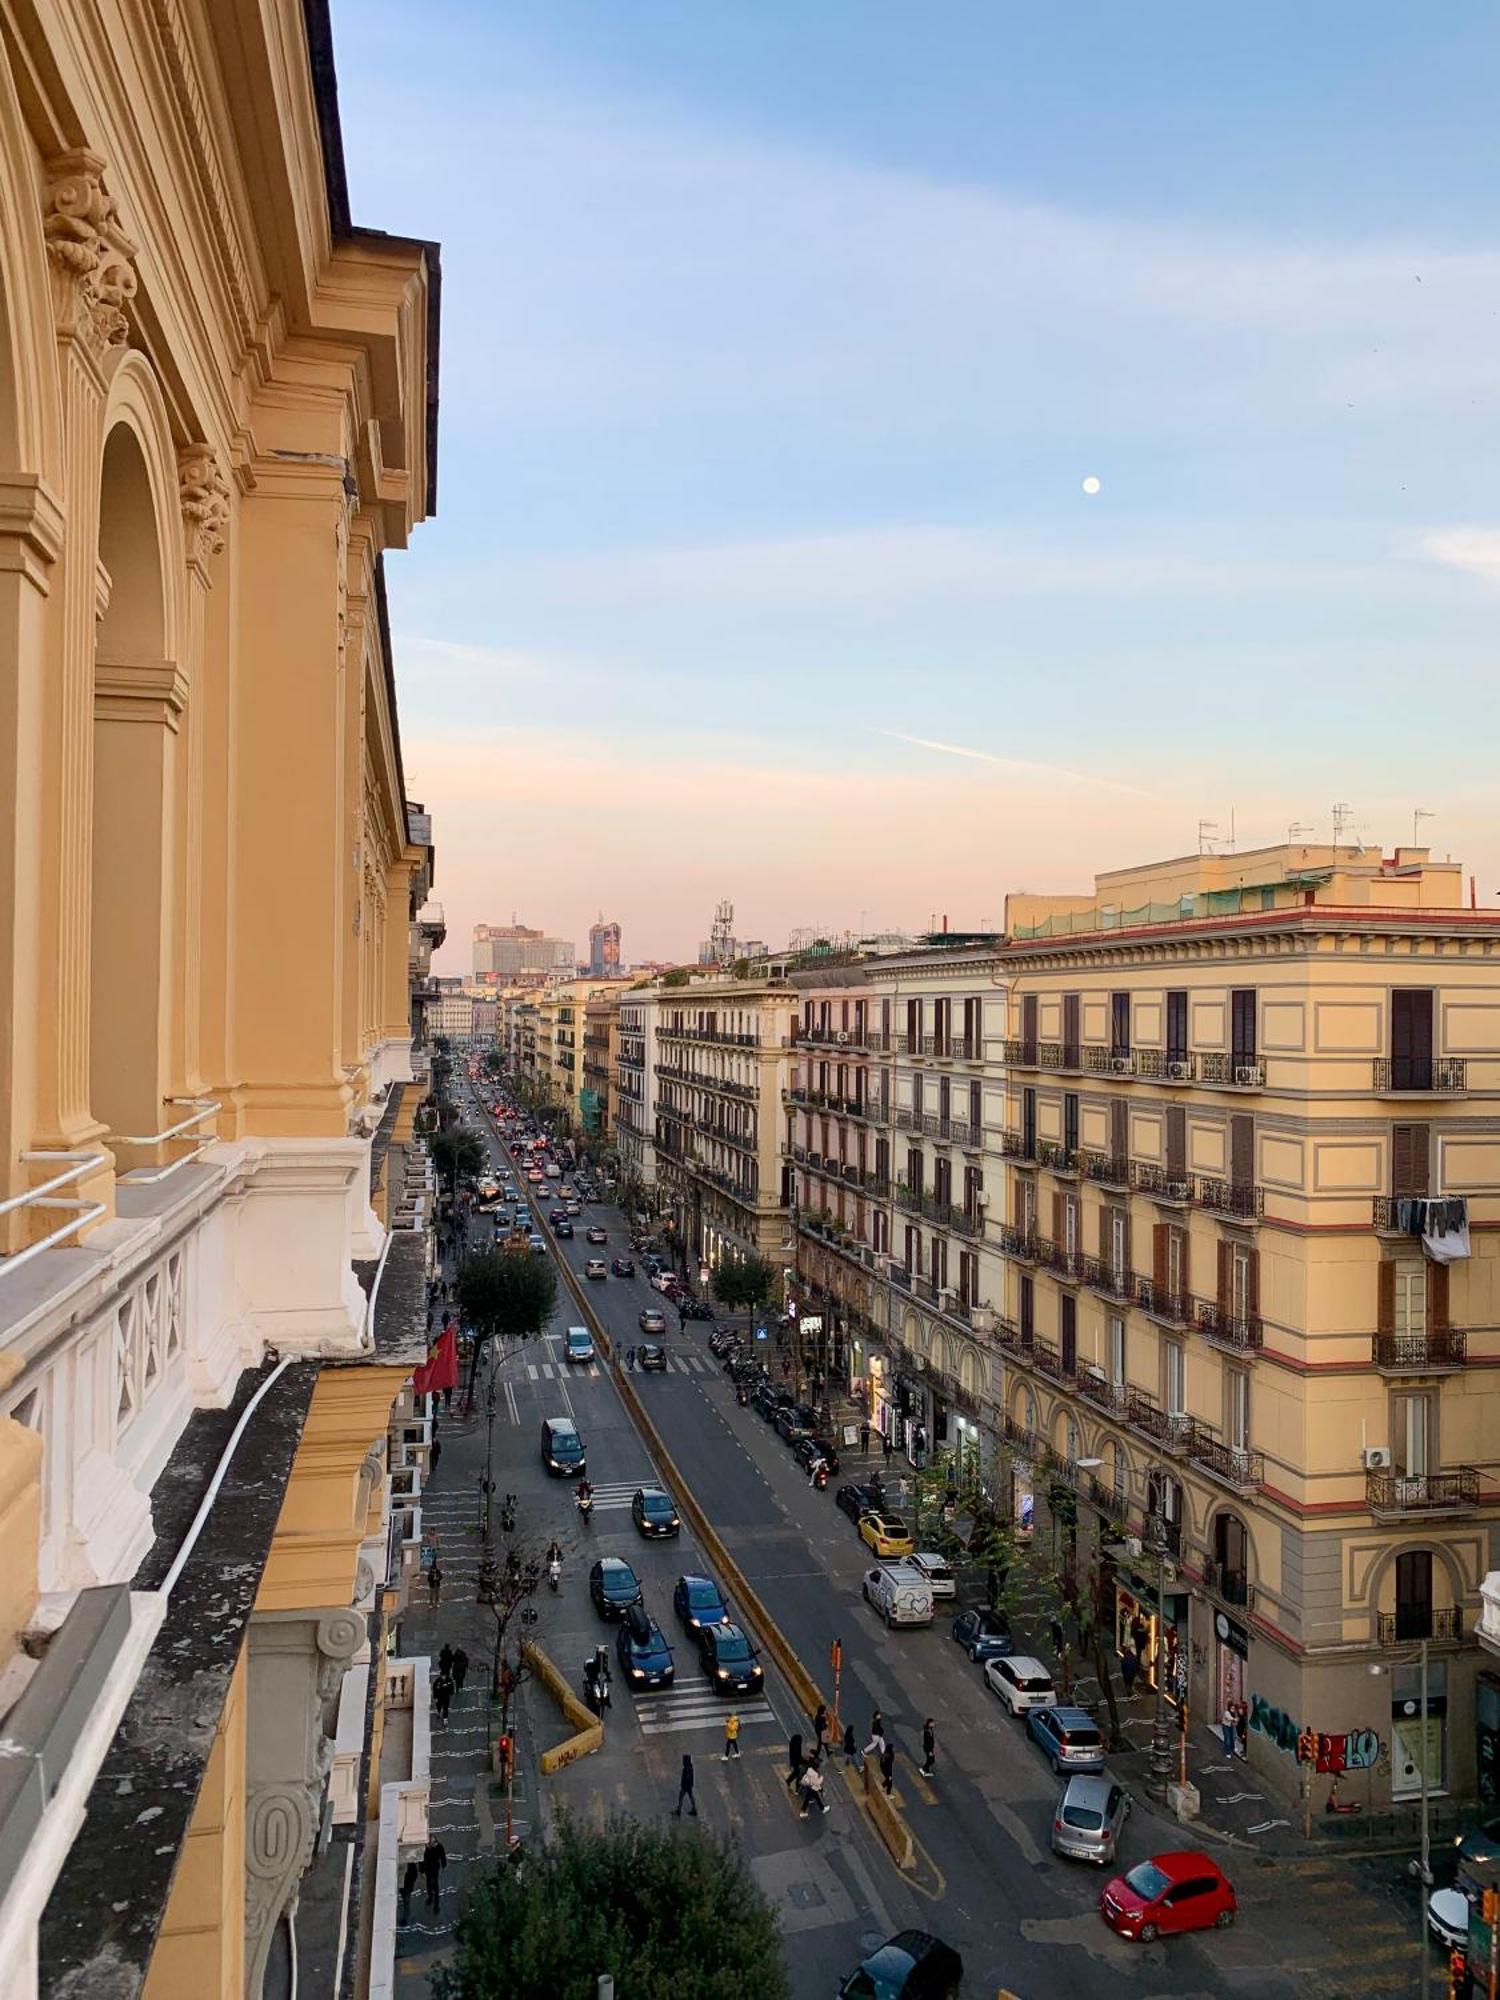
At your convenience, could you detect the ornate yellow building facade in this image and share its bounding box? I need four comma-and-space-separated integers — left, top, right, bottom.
0, 4, 441, 1995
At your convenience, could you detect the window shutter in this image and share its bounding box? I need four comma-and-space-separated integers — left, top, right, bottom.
1178, 1227, 1191, 1299
1099, 1203, 1110, 1260
1429, 1261, 1450, 1336
1122, 1216, 1132, 1278
1217, 1239, 1230, 1311
1377, 1260, 1395, 1336
1013, 1179, 1024, 1231
1247, 1246, 1260, 1318
1392, 1123, 1430, 1197
1053, 1192, 1064, 1244
1153, 1223, 1168, 1292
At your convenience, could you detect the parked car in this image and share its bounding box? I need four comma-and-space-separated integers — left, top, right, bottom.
1429, 1886, 1473, 1953
588, 1557, 643, 1620
632, 1485, 680, 1537
673, 1573, 729, 1632
836, 1481, 882, 1523
1099, 1852, 1236, 1943
638, 1308, 666, 1334
615, 1604, 675, 1689
585, 1258, 607, 1279
1454, 1814, 1500, 1897
837, 1929, 963, 2000
638, 1342, 667, 1372
984, 1654, 1057, 1716
1052, 1775, 1131, 1866
642, 1253, 666, 1275
751, 1382, 783, 1421
859, 1513, 916, 1559
564, 1327, 595, 1364
950, 1606, 1014, 1662
585, 1224, 608, 1244
775, 1403, 818, 1443
698, 1621, 763, 1694
610, 1256, 636, 1277
793, 1434, 842, 1475
862, 1564, 935, 1628
1027, 1704, 1106, 1775
907, 1552, 955, 1599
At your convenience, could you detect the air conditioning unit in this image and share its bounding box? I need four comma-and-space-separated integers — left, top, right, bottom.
1125, 1535, 1144, 1558
1166, 1060, 1192, 1081
1361, 1445, 1392, 1470
1110, 1055, 1132, 1075
836, 1031, 850, 1046
975, 1188, 990, 1208
938, 1286, 958, 1308
1235, 1065, 1261, 1086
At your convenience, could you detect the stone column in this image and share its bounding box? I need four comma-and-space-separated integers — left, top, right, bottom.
242, 1605, 364, 1999
174, 443, 230, 1099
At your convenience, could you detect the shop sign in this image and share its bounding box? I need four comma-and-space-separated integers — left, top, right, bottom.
1214, 1609, 1249, 1660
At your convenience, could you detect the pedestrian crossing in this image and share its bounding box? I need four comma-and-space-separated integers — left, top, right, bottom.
522, 1353, 713, 1379
582, 1480, 640, 1513
632, 1681, 777, 1738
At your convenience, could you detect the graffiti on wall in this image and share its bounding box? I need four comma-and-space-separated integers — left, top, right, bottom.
1249, 1695, 1382, 1773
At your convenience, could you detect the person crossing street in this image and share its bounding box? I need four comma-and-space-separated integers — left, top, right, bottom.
921, 1717, 937, 1776
723, 1711, 741, 1760
673, 1752, 698, 1816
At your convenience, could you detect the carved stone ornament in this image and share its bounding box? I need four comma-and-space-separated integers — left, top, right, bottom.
244, 1775, 321, 1996
177, 444, 230, 561
43, 151, 138, 353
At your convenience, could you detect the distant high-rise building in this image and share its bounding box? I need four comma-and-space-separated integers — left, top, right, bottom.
473, 922, 575, 980
588, 919, 622, 977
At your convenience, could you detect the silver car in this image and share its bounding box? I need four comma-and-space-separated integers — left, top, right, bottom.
1051, 1774, 1130, 1865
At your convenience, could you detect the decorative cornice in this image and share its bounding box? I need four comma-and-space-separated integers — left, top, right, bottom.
178, 444, 230, 566
43, 150, 137, 357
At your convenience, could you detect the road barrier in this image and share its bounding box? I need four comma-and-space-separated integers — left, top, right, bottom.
550, 1246, 922, 1875
523, 1638, 603, 1774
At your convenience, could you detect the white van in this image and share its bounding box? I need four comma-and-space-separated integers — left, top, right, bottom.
861, 1563, 934, 1629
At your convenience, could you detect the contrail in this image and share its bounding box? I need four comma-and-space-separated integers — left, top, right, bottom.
876, 729, 1156, 800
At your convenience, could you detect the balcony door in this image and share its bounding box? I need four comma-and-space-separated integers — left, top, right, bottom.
1062, 993, 1081, 1069
1021, 994, 1038, 1064
1391, 989, 1434, 1092
1231, 988, 1257, 1070
1022, 1087, 1037, 1156
1394, 1392, 1431, 1479
1060, 1293, 1077, 1376
1395, 1550, 1433, 1642
1166, 989, 1188, 1065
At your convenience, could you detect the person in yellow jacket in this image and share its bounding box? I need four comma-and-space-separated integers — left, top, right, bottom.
723, 1711, 741, 1761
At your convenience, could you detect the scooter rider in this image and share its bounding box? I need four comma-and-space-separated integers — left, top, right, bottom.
576, 1478, 594, 1516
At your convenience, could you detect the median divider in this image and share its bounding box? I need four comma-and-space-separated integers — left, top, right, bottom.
550, 1247, 923, 1878
523, 1637, 603, 1775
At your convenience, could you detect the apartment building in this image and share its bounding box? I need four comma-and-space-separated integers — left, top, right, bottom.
655, 976, 797, 1267
582, 991, 619, 1139
788, 961, 1008, 1480
0, 3, 441, 1993
996, 844, 1500, 1810
616, 990, 660, 1190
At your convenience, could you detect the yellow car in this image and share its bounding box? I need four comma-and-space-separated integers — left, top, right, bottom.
858, 1513, 915, 1559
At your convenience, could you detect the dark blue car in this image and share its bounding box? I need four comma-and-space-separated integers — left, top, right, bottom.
951, 1607, 1014, 1662
616, 1606, 675, 1690
673, 1573, 729, 1632
1026, 1704, 1106, 1775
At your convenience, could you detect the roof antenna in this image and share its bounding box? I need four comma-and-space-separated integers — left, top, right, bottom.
1413, 807, 1434, 849
1197, 820, 1219, 855
1332, 802, 1353, 848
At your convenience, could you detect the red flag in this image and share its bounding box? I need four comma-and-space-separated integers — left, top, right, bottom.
414, 1325, 458, 1397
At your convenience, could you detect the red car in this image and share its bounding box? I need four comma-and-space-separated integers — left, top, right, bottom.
1099, 1851, 1236, 1943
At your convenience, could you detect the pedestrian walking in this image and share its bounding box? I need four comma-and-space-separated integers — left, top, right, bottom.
1049, 1616, 1065, 1659
880, 1740, 897, 1795
842, 1722, 857, 1765
1219, 1703, 1237, 1760
859, 1421, 870, 1456
627, 1346, 636, 1371
427, 1562, 442, 1608
433, 1672, 453, 1723
430, 1434, 442, 1475
452, 1646, 469, 1693
1119, 1646, 1139, 1697
921, 1717, 937, 1776
798, 1762, 828, 1817
1130, 1612, 1149, 1662
812, 1703, 830, 1750
438, 1642, 454, 1679
420, 1836, 447, 1912
442, 1383, 452, 1412
723, 1711, 741, 1760
882, 1432, 893, 1468
785, 1731, 805, 1787
673, 1753, 698, 1816
1233, 1701, 1248, 1759
399, 1858, 419, 1925
869, 1708, 885, 1743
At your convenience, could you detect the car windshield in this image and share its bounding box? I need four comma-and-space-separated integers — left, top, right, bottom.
716, 1630, 753, 1663
1124, 1861, 1172, 1902
605, 1567, 638, 1596
687, 1582, 720, 1607
642, 1493, 673, 1516
1062, 1804, 1105, 1830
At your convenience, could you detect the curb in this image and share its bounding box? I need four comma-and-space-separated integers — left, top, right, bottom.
522, 1637, 603, 1774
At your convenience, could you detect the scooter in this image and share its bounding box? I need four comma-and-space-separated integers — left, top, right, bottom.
499, 1491, 517, 1533
813, 1463, 829, 1492
576, 1491, 594, 1526
736, 1384, 750, 1407
548, 1558, 561, 1593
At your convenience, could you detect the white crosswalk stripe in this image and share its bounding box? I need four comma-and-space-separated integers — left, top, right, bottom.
584, 1480, 643, 1512
632, 1683, 776, 1737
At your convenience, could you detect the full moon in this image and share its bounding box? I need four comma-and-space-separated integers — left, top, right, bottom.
1082, 475, 1101, 495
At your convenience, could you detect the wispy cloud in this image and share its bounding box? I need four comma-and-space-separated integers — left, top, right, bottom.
1408, 527, 1500, 587
877, 729, 1157, 799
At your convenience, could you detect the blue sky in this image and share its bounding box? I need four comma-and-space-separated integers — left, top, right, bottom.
332, 2, 1500, 963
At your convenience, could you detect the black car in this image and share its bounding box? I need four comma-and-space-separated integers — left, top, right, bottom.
793, 1434, 842, 1475
836, 1481, 882, 1523
751, 1382, 781, 1421
588, 1557, 643, 1620
838, 1929, 963, 2000
548, 1207, 568, 1224
610, 1256, 636, 1277
615, 1605, 675, 1690
632, 1485, 680, 1537
553, 1218, 574, 1239
638, 1342, 667, 1372
775, 1403, 818, 1443
698, 1621, 764, 1696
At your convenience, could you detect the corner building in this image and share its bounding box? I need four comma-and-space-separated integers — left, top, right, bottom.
998, 845, 1500, 1810
0, 3, 443, 1995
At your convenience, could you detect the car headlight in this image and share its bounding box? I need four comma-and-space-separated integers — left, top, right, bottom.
716, 1667, 731, 1680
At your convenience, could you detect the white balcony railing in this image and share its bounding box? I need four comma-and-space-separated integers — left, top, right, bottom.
0, 1149, 109, 1283
111, 1097, 221, 1184
369, 1656, 432, 2000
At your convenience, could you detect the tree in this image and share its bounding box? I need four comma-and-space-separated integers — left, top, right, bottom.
430, 1125, 484, 1194
455, 1247, 558, 1399
434, 1814, 790, 2000
712, 1251, 777, 1321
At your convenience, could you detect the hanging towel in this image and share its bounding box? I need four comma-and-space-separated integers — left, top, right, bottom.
1423, 1221, 1471, 1265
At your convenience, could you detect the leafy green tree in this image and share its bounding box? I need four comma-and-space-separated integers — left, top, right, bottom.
434, 1814, 789, 2000
455, 1247, 558, 1398
712, 1251, 777, 1321
430, 1125, 484, 1194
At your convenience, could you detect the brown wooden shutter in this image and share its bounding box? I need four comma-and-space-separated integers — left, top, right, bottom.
1111, 1098, 1129, 1160
1053, 1192, 1064, 1244
1099, 1203, 1110, 1259
1013, 1179, 1024, 1230
1166, 1106, 1186, 1177
1230, 1114, 1254, 1185
1377, 1259, 1395, 1336
1247, 1246, 1260, 1319
1178, 1226, 1191, 1298
1122, 1217, 1132, 1278
1153, 1223, 1168, 1291
1217, 1238, 1231, 1311
1392, 1123, 1430, 1197
1429, 1261, 1450, 1336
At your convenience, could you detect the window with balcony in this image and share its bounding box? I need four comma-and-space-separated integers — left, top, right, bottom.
1226, 1367, 1249, 1450
1231, 988, 1257, 1071
1020, 992, 1039, 1065
969, 1078, 983, 1133
963, 995, 982, 1052
1395, 1549, 1434, 1641
906, 1146, 923, 1193
1019, 1273, 1034, 1340
959, 1249, 979, 1306
1108, 1313, 1126, 1386
1062, 1192, 1079, 1260
1163, 1339, 1185, 1418
1389, 989, 1435, 1091
1063, 1091, 1079, 1155
1166, 990, 1188, 1065
903, 1225, 918, 1274
934, 996, 952, 1056
1062, 993, 1081, 1070
1392, 1121, 1430, 1197
1022, 1087, 1037, 1156
1393, 1391, 1432, 1478
1110, 991, 1131, 1057
934, 1157, 953, 1208
906, 997, 922, 1050
932, 1236, 948, 1289
1061, 1293, 1077, 1375
1108, 1206, 1130, 1288
1394, 1266, 1426, 1338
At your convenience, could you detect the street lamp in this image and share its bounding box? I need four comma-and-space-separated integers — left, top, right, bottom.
1079, 1455, 1174, 1801
1369, 1640, 1432, 2000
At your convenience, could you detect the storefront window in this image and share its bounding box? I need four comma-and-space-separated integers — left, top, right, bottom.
1391, 1661, 1447, 1800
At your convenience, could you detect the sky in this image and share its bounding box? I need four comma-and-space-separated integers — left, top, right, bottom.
331, 2, 1500, 970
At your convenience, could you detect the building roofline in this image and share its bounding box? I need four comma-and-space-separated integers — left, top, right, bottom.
1004, 904, 1500, 957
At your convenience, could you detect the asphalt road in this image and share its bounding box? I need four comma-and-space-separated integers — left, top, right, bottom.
460, 1081, 1428, 2000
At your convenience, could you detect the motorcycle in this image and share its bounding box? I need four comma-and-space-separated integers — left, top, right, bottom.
736, 1385, 749, 1407
499, 1490, 517, 1533
813, 1463, 829, 1492
576, 1489, 594, 1524
548, 1558, 561, 1593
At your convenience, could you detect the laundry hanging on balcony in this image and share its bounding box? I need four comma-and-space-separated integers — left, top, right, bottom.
1388, 1195, 1471, 1261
